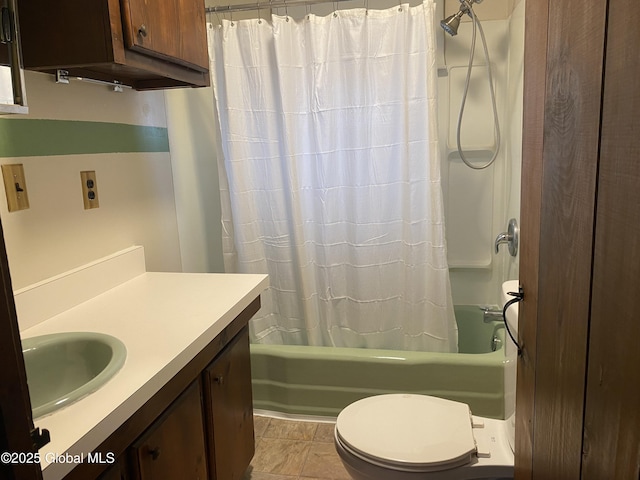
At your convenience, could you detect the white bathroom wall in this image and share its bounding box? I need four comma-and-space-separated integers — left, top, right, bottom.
441, 16, 512, 305
165, 87, 225, 273
502, 0, 525, 284
440, 0, 524, 305
0, 71, 183, 290
444, 0, 515, 21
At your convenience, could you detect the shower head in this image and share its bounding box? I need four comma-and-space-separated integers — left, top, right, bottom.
440, 2, 472, 36
440, 12, 463, 36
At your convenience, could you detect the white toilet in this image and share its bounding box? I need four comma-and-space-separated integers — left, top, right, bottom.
334, 281, 519, 480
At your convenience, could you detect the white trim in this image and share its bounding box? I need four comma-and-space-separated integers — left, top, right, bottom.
253, 408, 337, 424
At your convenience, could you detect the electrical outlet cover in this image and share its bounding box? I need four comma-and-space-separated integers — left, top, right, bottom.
80, 171, 99, 210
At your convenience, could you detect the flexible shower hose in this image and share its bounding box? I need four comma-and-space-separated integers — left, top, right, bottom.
456, 1, 501, 170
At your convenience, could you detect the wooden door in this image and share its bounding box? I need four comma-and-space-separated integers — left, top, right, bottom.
204, 326, 254, 480
517, 0, 607, 477
120, 0, 208, 71
518, 0, 640, 478
582, 0, 640, 476
131, 381, 208, 480
0, 217, 42, 480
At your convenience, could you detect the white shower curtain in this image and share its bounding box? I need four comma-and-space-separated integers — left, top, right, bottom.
210, 0, 458, 352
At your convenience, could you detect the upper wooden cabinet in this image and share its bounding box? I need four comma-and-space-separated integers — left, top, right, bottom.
16, 0, 209, 90
121, 0, 208, 71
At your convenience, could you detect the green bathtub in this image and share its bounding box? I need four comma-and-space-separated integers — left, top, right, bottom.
250, 305, 507, 420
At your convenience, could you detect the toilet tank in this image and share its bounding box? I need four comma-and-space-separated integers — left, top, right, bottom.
501, 280, 519, 453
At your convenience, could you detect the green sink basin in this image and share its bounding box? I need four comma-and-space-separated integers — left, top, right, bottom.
22, 332, 127, 419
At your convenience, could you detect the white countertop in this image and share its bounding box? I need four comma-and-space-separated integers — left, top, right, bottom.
20, 271, 268, 480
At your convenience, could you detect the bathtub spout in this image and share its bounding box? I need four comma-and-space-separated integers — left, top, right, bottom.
480, 307, 503, 323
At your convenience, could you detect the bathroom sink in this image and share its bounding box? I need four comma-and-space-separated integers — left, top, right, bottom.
22, 332, 127, 419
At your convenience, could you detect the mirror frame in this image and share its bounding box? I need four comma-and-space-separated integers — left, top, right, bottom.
0, 0, 27, 114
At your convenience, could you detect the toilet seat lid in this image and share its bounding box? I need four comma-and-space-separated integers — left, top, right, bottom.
336, 394, 477, 472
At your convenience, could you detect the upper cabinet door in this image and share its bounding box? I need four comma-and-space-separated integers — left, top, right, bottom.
121, 0, 208, 72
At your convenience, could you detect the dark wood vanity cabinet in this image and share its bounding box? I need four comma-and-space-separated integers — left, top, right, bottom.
204, 326, 255, 480
126, 331, 255, 480
65, 298, 260, 480
96, 461, 126, 480
15, 0, 209, 90
130, 381, 208, 480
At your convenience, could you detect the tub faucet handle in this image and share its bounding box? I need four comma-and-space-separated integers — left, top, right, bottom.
494, 232, 509, 253
495, 218, 519, 256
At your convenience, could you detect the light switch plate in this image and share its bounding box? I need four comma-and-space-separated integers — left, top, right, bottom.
2, 164, 30, 212
80, 171, 99, 210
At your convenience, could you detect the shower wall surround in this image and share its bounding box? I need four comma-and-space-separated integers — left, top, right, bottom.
442, 0, 524, 305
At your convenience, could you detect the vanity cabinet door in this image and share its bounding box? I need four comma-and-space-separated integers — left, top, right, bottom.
204, 326, 255, 480
97, 461, 126, 480
131, 381, 208, 480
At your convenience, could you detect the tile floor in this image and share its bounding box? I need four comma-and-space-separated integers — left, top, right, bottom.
243, 415, 351, 480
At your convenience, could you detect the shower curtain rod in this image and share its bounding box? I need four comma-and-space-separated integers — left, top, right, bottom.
206, 0, 358, 14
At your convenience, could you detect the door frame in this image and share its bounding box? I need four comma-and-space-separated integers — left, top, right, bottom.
0, 216, 42, 480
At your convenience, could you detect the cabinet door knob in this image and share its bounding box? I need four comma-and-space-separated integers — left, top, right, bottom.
138, 24, 148, 37
214, 375, 224, 385
148, 446, 161, 460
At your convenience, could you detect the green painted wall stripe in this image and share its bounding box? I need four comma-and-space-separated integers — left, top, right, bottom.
0, 119, 170, 157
